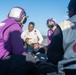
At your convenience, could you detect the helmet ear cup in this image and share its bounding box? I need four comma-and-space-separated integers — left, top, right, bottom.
20, 15, 28, 24
22, 12, 27, 24
23, 17, 27, 24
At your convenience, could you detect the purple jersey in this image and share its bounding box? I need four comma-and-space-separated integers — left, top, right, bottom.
0, 18, 27, 59
47, 30, 54, 45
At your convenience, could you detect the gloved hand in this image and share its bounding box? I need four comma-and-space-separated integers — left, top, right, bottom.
25, 53, 38, 63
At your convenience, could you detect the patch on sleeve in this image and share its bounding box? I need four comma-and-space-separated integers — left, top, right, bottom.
73, 43, 76, 52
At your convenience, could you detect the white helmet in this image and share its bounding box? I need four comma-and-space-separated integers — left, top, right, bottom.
8, 6, 26, 22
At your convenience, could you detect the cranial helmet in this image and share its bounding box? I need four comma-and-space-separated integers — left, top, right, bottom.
8, 6, 26, 22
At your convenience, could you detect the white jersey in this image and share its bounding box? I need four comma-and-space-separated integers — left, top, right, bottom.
21, 29, 43, 45
59, 15, 76, 59
58, 15, 76, 74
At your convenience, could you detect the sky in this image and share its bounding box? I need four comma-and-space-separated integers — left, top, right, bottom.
0, 0, 70, 35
